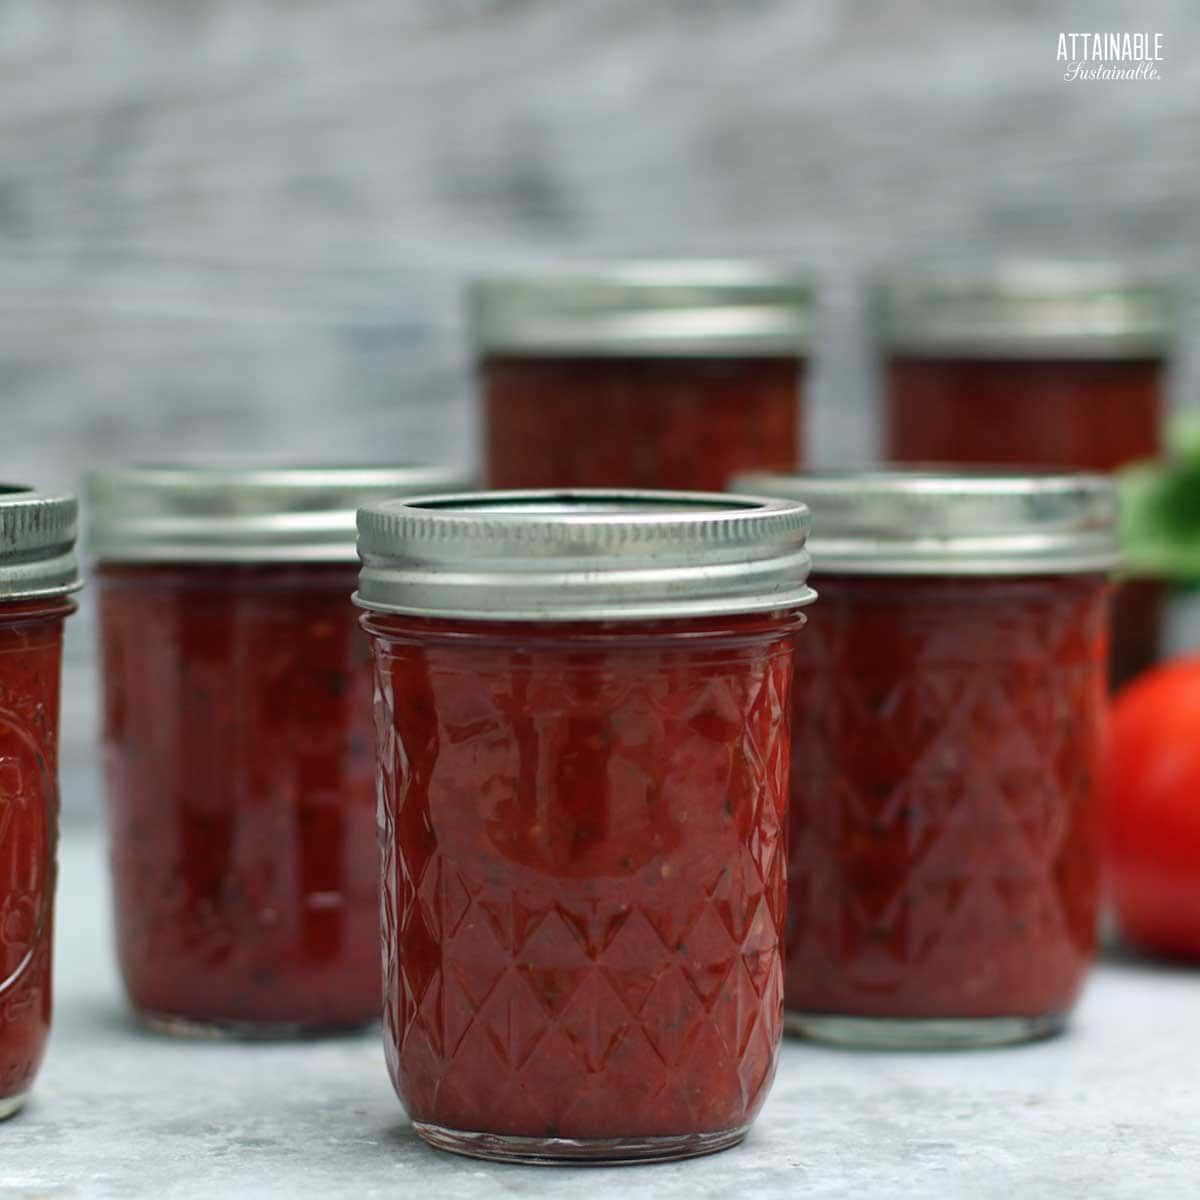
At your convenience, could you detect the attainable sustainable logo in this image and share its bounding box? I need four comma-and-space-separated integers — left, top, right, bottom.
1057, 32, 1164, 81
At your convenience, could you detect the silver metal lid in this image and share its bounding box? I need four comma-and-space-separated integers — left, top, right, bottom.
470, 260, 814, 357
87, 464, 475, 563
730, 468, 1119, 576
0, 487, 80, 600
877, 259, 1174, 358
355, 489, 816, 621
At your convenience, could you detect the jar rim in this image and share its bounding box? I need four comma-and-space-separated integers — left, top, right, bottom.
470, 258, 814, 358
355, 488, 817, 621
876, 257, 1174, 359
730, 466, 1120, 576
0, 487, 81, 600
86, 462, 475, 563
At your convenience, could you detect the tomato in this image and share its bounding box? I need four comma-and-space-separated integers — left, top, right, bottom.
1105, 655, 1200, 960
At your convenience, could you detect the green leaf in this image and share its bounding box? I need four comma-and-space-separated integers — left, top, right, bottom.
1119, 425, 1200, 580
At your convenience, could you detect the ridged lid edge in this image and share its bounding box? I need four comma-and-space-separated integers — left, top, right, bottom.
356, 488, 817, 620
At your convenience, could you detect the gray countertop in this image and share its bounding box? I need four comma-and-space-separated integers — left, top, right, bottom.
7, 829, 1199, 1199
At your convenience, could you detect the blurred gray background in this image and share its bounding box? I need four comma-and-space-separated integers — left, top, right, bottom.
2, 0, 1197, 816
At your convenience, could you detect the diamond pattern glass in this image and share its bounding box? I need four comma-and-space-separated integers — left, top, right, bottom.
368, 612, 797, 1159
786, 575, 1109, 1026
0, 600, 70, 1113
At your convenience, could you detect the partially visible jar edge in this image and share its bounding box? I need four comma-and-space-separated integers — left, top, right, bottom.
730, 471, 1119, 576
879, 335, 1170, 360
84, 464, 476, 563
0, 556, 82, 600
802, 545, 1121, 577
0, 493, 80, 599
473, 335, 810, 358
88, 545, 363, 565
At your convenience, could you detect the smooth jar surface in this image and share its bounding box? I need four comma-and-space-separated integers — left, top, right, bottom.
482, 355, 803, 490
884, 356, 1163, 688
98, 564, 379, 1034
364, 610, 799, 1163
786, 574, 1109, 1048
0, 598, 71, 1116
884, 357, 1163, 470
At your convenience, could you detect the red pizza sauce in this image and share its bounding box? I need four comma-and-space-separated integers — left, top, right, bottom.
364, 610, 797, 1153
483, 356, 802, 490
886, 356, 1163, 688
98, 564, 379, 1033
885, 357, 1162, 471
786, 574, 1109, 1026
0, 598, 72, 1113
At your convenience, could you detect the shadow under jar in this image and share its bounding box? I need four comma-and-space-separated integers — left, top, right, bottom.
356, 489, 816, 1163
88, 464, 470, 1038
472, 261, 813, 491
0, 488, 79, 1118
877, 260, 1174, 689
733, 468, 1119, 1049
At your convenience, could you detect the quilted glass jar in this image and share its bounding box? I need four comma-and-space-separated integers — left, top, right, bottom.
877, 260, 1173, 688
472, 262, 813, 491
0, 487, 79, 1118
734, 468, 1117, 1049
88, 464, 468, 1037
356, 489, 815, 1162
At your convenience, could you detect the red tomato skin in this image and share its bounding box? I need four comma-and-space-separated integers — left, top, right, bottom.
1106, 655, 1200, 960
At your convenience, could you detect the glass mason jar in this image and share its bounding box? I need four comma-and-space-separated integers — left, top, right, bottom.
877, 260, 1174, 688
472, 261, 813, 491
733, 468, 1117, 1049
356, 490, 815, 1163
0, 487, 79, 1118
88, 464, 469, 1037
